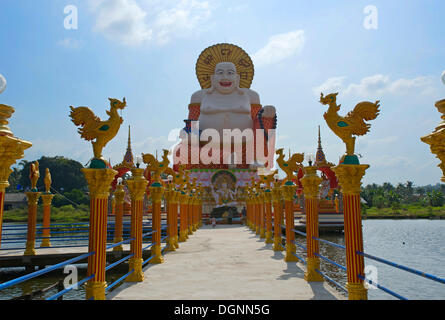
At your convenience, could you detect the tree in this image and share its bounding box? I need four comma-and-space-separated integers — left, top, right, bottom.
17, 156, 87, 193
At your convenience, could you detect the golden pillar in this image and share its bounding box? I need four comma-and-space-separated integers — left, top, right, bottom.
24, 192, 41, 256
125, 167, 148, 281
113, 182, 125, 252
421, 96, 445, 182
272, 186, 284, 251
283, 184, 298, 262
179, 191, 188, 242
300, 165, 323, 282
264, 189, 273, 244
150, 185, 164, 264
0, 103, 32, 247
83, 168, 117, 300
40, 194, 54, 248
259, 190, 266, 239
333, 164, 369, 300
255, 194, 260, 235
164, 187, 176, 252
187, 193, 194, 235
173, 190, 180, 248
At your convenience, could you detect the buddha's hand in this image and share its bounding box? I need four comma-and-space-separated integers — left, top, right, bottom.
262, 105, 276, 118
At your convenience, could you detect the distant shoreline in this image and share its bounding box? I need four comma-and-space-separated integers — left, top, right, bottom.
362, 214, 445, 220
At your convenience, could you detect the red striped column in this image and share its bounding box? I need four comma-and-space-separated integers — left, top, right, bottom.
333, 164, 369, 300
40, 194, 54, 248
283, 184, 298, 262
113, 184, 125, 252
82, 168, 117, 300
24, 192, 41, 256
265, 190, 273, 244
300, 166, 323, 282
272, 186, 284, 251
187, 194, 194, 235
173, 191, 179, 248
179, 192, 188, 242
150, 185, 164, 264
125, 168, 148, 281
0, 189, 4, 247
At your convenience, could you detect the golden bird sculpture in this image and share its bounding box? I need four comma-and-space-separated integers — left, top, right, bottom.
258, 169, 278, 189
142, 149, 170, 186
29, 161, 40, 191
275, 148, 304, 184
320, 92, 380, 163
44, 168, 52, 193
70, 97, 126, 167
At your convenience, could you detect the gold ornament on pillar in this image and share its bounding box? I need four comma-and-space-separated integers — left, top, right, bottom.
142, 149, 170, 186
69, 97, 126, 168
421, 73, 445, 182
275, 148, 304, 185
320, 92, 380, 164
44, 168, 52, 194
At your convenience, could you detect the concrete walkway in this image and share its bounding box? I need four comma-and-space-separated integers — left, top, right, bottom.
109, 225, 343, 300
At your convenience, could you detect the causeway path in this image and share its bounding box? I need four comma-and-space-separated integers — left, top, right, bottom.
109, 225, 343, 300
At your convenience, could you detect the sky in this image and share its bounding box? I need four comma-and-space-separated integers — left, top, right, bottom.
0, 0, 444, 186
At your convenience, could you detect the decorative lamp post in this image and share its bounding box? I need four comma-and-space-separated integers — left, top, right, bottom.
421, 72, 445, 182
300, 154, 323, 282
272, 174, 284, 251
113, 177, 125, 252
0, 76, 33, 247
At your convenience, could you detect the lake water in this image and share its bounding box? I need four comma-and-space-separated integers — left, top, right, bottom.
1, 220, 444, 300
295, 219, 445, 300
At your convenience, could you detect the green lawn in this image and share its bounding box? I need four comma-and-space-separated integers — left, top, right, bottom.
363, 204, 445, 219
3, 204, 89, 223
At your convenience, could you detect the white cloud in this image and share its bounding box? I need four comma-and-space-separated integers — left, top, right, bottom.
313, 74, 438, 98
88, 0, 213, 46
90, 0, 152, 46
252, 30, 305, 67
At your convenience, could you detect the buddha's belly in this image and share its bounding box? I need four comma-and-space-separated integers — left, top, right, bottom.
198, 113, 254, 143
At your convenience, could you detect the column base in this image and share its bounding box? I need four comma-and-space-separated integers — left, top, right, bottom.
188, 226, 194, 235
40, 238, 51, 248
273, 237, 284, 251
149, 246, 164, 264
179, 230, 188, 242
24, 241, 35, 256
165, 238, 176, 252
260, 228, 266, 239
347, 282, 368, 300
85, 281, 107, 300
265, 231, 273, 244
304, 257, 324, 282
284, 243, 299, 262
255, 226, 260, 235
173, 236, 179, 249
126, 257, 144, 282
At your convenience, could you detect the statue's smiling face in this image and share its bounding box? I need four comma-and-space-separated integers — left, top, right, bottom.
211, 62, 240, 94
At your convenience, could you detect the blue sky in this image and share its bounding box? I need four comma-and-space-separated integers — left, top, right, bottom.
0, 0, 444, 185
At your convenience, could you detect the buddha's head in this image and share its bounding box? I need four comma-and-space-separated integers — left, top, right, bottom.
210, 62, 241, 94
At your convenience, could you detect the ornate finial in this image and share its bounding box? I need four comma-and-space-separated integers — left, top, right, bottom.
29, 161, 40, 191
0, 74, 6, 94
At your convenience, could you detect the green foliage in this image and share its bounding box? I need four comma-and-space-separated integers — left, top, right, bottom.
3, 204, 89, 223
16, 156, 87, 193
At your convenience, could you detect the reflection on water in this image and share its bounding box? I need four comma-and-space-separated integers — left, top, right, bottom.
296, 220, 445, 300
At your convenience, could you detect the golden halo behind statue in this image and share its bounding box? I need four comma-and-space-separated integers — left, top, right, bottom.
196, 43, 254, 89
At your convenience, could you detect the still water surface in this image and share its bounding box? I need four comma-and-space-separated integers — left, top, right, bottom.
0, 220, 444, 300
